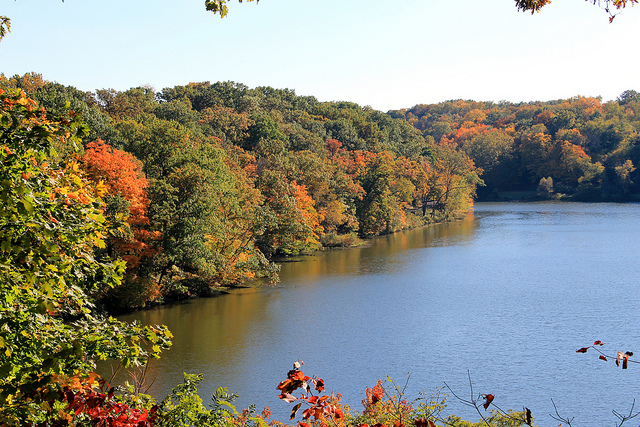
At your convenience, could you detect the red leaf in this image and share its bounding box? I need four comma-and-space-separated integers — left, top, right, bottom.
482, 394, 494, 410
576, 347, 589, 353
599, 355, 608, 361
278, 378, 304, 394
333, 406, 344, 419
315, 378, 325, 392
622, 355, 629, 369
593, 340, 605, 346
289, 370, 305, 381
302, 408, 312, 420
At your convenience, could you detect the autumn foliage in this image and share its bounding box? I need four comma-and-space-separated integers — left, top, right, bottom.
81, 139, 161, 304
393, 95, 640, 201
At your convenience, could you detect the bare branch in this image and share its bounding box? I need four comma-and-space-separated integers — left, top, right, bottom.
549, 398, 574, 427
612, 399, 640, 427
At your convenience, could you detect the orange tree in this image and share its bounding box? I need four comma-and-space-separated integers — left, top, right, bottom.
81, 139, 163, 309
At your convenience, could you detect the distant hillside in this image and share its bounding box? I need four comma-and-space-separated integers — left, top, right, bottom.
390, 92, 640, 201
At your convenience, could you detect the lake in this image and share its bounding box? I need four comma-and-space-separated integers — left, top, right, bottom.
114, 202, 640, 425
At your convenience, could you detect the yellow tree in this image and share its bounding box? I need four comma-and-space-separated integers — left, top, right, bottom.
429, 143, 483, 219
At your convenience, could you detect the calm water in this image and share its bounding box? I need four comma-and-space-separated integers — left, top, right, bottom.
114, 202, 640, 426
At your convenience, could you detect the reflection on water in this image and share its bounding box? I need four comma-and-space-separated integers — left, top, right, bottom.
280, 213, 476, 279
109, 203, 640, 425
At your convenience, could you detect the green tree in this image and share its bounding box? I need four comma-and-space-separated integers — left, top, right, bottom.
429, 144, 483, 219
0, 89, 171, 425
357, 152, 409, 236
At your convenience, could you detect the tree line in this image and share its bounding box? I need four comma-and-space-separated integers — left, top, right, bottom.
390, 92, 640, 201
0, 73, 481, 312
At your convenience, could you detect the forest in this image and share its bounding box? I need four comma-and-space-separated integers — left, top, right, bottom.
0, 73, 483, 312
390, 93, 640, 202
1, 72, 638, 427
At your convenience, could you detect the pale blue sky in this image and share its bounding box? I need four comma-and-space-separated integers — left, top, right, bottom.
1, 0, 639, 111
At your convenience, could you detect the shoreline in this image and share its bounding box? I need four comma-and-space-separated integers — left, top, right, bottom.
109, 212, 463, 316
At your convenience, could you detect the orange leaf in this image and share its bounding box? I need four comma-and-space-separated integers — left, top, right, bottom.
302, 407, 312, 420
333, 406, 344, 419
289, 370, 305, 381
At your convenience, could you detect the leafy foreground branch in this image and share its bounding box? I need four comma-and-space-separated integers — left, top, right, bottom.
275, 361, 533, 427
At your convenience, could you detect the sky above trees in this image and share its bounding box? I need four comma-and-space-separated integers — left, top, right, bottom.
1, 0, 638, 111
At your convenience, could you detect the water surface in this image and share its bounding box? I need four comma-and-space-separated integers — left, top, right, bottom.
115, 202, 640, 425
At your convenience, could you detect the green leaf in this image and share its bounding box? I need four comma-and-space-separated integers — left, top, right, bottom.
21, 199, 34, 214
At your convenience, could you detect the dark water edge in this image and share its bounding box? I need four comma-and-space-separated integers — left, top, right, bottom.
108, 202, 640, 426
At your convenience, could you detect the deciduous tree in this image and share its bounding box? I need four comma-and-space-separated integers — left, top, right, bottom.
0, 88, 171, 425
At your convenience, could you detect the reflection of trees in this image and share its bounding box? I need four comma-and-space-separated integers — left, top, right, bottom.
280, 213, 476, 280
